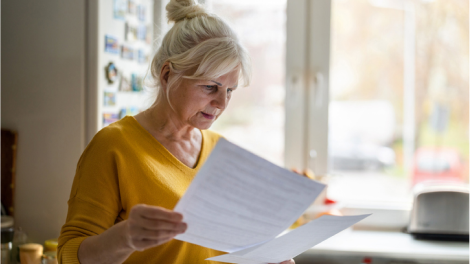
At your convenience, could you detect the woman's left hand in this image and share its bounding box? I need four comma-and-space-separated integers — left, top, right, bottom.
269, 259, 295, 264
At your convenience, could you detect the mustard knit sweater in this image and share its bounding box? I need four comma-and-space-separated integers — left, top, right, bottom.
58, 116, 224, 263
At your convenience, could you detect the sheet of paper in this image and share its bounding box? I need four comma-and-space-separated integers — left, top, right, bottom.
173, 138, 326, 253
207, 214, 371, 264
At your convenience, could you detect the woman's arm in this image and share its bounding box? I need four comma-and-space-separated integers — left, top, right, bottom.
78, 221, 133, 264
78, 204, 187, 264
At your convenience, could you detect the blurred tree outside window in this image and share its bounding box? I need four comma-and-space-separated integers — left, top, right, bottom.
210, 0, 468, 204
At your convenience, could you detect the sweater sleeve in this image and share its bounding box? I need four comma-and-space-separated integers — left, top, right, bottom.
58, 128, 123, 263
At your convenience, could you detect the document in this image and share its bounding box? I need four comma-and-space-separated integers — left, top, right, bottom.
173, 138, 370, 263
174, 138, 326, 252
207, 214, 370, 264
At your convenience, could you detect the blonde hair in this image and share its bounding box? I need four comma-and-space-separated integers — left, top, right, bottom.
149, 0, 251, 104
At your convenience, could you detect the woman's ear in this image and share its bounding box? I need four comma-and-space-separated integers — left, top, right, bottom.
160, 62, 171, 91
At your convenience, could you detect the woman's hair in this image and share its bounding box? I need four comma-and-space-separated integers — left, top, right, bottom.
149, 0, 251, 104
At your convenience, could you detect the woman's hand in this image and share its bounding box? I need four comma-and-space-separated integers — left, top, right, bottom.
292, 168, 315, 180
269, 259, 295, 264
123, 204, 187, 252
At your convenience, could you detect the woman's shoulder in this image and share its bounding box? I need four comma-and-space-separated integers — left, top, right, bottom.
88, 116, 137, 148
202, 129, 224, 147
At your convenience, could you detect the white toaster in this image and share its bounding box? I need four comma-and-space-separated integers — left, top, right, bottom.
407, 182, 469, 241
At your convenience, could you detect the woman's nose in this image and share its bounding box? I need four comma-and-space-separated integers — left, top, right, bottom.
211, 90, 228, 110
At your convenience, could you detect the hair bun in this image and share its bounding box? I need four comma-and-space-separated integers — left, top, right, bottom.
166, 0, 207, 23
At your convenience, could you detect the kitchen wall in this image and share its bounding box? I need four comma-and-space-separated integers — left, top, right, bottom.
2, 0, 86, 243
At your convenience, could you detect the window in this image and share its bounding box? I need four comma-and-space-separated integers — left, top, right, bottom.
154, 0, 468, 207
210, 0, 287, 166
286, 0, 468, 205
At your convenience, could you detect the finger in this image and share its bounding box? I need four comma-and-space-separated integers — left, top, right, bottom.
132, 204, 183, 222
134, 216, 187, 232
131, 227, 183, 242
291, 168, 302, 174
303, 169, 315, 180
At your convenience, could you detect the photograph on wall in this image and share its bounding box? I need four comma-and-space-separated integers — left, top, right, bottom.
113, 0, 127, 20
104, 35, 120, 54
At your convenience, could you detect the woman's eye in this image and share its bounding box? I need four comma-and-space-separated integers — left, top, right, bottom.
227, 88, 233, 94
204, 85, 217, 91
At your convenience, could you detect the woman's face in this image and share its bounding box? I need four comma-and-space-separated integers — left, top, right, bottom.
168, 70, 239, 130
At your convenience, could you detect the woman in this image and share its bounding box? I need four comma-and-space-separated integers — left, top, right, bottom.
58, 0, 295, 263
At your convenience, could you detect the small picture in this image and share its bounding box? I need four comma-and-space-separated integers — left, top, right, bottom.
128, 0, 136, 15
146, 25, 152, 44
125, 22, 138, 42
137, 25, 146, 41
121, 45, 134, 60
119, 106, 140, 119
119, 76, 132, 91
137, 5, 146, 21
113, 0, 127, 20
105, 62, 119, 84
103, 112, 119, 126
131, 73, 143, 91
104, 92, 116, 107
104, 35, 119, 54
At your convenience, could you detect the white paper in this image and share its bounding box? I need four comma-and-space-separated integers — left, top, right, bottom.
173, 138, 326, 253
207, 214, 371, 264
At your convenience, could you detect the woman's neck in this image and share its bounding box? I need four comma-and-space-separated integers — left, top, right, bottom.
138, 100, 198, 142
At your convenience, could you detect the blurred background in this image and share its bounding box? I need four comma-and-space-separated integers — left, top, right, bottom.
1, 0, 469, 263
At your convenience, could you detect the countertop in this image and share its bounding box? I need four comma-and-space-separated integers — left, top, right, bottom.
297, 229, 469, 262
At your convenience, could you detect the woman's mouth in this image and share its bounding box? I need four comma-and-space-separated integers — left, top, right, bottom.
201, 112, 215, 120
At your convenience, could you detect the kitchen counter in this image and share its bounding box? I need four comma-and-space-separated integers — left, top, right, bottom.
295, 229, 469, 264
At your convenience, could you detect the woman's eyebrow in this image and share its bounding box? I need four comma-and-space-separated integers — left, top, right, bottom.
210, 80, 238, 88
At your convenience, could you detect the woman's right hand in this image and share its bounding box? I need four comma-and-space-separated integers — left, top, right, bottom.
123, 204, 187, 252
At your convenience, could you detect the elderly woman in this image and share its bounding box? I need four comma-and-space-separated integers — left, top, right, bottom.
58, 0, 295, 263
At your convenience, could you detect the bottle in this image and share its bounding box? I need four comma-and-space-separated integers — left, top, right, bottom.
11, 227, 28, 264
1, 216, 15, 264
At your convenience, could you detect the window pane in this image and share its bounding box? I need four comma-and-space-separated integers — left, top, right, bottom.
328, 0, 469, 203
210, 0, 287, 166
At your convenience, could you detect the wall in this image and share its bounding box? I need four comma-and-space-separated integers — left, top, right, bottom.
2, 0, 86, 243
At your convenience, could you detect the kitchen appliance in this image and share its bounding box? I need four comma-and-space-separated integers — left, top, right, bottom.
408, 182, 469, 241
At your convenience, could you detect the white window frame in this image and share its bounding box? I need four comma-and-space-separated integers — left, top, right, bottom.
285, 0, 331, 176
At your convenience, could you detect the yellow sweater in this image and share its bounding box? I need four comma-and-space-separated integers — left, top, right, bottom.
58, 116, 224, 263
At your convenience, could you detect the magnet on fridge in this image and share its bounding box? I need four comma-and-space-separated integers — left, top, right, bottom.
128, 0, 136, 15
137, 5, 146, 21
125, 22, 137, 42
104, 92, 116, 107
119, 76, 132, 91
103, 112, 119, 126
105, 62, 119, 84
113, 0, 127, 20
137, 49, 147, 64
137, 25, 146, 41
105, 35, 120, 54
121, 45, 134, 60
131, 73, 143, 91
